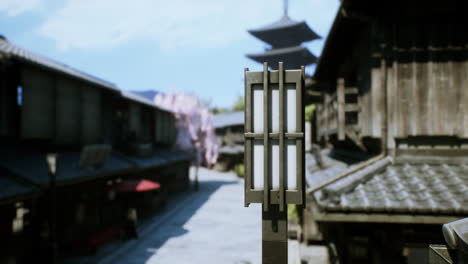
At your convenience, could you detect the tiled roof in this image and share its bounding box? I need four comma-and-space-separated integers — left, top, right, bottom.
213, 111, 244, 128
0, 169, 37, 203
0, 38, 179, 112
246, 46, 317, 69
0, 148, 135, 187
0, 38, 118, 91
247, 16, 320, 47
0, 147, 191, 189
130, 90, 159, 102
305, 152, 348, 189
249, 16, 305, 32
121, 91, 173, 113
311, 157, 468, 215
219, 145, 244, 155
124, 148, 193, 168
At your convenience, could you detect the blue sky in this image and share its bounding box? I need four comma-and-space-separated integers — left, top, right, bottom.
0, 0, 339, 109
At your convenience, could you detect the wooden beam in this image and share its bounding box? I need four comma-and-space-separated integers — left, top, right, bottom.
311, 209, 461, 225
337, 78, 345, 140
318, 128, 338, 137
344, 104, 360, 112
344, 87, 359, 95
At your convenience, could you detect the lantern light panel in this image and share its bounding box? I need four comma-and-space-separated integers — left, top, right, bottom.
244, 62, 305, 209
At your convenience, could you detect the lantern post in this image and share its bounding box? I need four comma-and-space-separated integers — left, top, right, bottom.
46, 153, 58, 264
244, 62, 305, 264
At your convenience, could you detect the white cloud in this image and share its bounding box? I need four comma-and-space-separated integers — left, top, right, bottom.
37, 0, 276, 51
0, 0, 41, 16
36, 0, 339, 52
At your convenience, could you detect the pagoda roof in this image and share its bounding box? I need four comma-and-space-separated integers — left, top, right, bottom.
248, 16, 320, 48
246, 46, 317, 70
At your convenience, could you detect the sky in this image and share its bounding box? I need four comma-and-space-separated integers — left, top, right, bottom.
0, 0, 339, 109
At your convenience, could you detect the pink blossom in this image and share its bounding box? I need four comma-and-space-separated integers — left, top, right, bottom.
153, 92, 219, 167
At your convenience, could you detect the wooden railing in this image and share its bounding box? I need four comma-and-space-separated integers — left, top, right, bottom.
316, 78, 360, 141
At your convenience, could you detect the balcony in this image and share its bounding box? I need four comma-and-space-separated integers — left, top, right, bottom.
316, 78, 360, 141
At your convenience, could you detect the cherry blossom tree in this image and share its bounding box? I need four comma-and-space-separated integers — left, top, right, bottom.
153, 92, 218, 167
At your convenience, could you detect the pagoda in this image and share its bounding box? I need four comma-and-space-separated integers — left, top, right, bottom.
246, 0, 320, 70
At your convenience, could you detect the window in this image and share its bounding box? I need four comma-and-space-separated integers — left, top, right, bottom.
17, 86, 22, 106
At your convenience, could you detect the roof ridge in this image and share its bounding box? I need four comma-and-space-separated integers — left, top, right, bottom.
0, 37, 118, 91
322, 156, 393, 197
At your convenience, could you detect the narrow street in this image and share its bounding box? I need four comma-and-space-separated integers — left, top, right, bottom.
67, 167, 263, 264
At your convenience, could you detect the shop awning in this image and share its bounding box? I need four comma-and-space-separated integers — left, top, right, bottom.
113, 179, 161, 192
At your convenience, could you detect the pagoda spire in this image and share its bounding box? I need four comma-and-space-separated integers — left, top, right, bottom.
246, 1, 320, 70
283, 0, 288, 16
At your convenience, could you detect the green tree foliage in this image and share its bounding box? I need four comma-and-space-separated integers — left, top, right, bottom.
232, 96, 245, 112
287, 204, 299, 223
305, 104, 315, 122
211, 107, 228, 114
234, 163, 244, 178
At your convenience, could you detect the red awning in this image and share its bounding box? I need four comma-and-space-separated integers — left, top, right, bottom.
113, 179, 161, 193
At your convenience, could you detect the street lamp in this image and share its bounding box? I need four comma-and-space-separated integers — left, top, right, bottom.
244, 62, 305, 264
46, 153, 58, 264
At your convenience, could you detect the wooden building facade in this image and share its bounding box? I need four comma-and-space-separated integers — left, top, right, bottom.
304, 1, 468, 263
0, 36, 191, 263
213, 111, 244, 171
314, 0, 468, 152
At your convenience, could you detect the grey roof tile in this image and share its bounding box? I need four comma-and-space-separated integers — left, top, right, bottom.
122, 148, 193, 168
0, 39, 179, 112
0, 147, 192, 188
0, 169, 37, 202
0, 147, 191, 203
121, 91, 173, 113
218, 145, 244, 155
321, 157, 392, 197
247, 16, 320, 47
0, 147, 134, 186
315, 161, 468, 215
213, 112, 244, 128
0, 38, 118, 91
305, 152, 349, 200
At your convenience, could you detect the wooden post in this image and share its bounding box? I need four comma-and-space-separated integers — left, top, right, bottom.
46, 154, 58, 264
337, 78, 345, 141
323, 93, 329, 144
262, 204, 288, 264
0, 63, 7, 136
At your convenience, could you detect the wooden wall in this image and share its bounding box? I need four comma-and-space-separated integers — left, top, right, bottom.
20, 66, 103, 145
55, 77, 80, 145
81, 86, 101, 145
17, 65, 178, 149
154, 109, 176, 145
0, 64, 19, 138
352, 22, 468, 149
316, 22, 468, 150
154, 110, 164, 144
129, 102, 141, 138
381, 55, 468, 148
20, 67, 55, 139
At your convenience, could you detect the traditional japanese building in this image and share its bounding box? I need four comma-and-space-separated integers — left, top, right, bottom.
213, 111, 244, 171
0, 35, 192, 263
246, 1, 320, 70
302, 0, 468, 263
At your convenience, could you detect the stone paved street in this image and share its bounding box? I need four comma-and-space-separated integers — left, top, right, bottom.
66, 167, 262, 264
64, 167, 329, 264
131, 167, 263, 264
